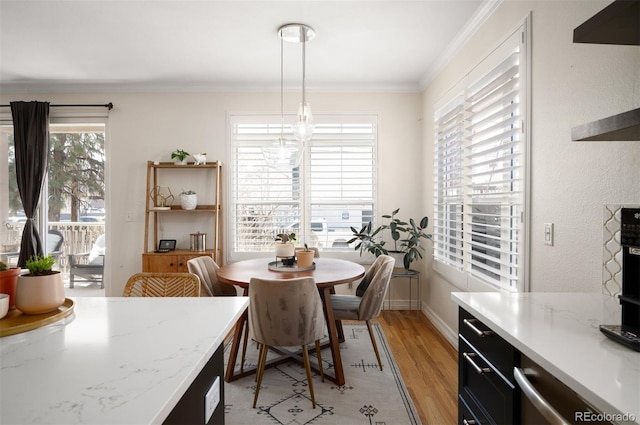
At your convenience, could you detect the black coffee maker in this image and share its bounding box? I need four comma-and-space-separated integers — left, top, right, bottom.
600, 207, 640, 351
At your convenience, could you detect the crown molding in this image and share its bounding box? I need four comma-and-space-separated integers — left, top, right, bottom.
419, 0, 503, 90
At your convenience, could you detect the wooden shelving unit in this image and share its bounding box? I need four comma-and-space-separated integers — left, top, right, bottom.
143, 161, 222, 272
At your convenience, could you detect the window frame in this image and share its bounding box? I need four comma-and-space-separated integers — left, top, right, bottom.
433, 18, 531, 293
227, 113, 379, 263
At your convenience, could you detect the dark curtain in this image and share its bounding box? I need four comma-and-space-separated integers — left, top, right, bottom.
10, 101, 50, 267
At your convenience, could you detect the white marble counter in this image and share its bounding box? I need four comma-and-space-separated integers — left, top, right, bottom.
452, 292, 639, 424
0, 296, 248, 424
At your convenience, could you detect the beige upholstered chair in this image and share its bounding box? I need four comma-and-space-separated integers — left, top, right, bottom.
249, 277, 326, 408
122, 272, 201, 297
187, 256, 237, 296
330, 254, 395, 370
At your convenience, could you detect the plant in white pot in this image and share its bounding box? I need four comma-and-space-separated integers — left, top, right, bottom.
15, 254, 65, 314
275, 232, 296, 260
180, 189, 197, 210
171, 148, 190, 165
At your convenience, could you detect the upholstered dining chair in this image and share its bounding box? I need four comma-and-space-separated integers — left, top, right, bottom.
330, 254, 395, 371
187, 256, 237, 297
122, 272, 201, 297
249, 276, 326, 408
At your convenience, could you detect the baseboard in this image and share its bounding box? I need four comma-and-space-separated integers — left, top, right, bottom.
421, 302, 458, 350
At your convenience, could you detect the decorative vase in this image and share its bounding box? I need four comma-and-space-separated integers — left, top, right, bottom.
0, 267, 21, 310
388, 251, 405, 269
15, 272, 65, 314
295, 249, 315, 268
275, 242, 295, 258
181, 194, 197, 210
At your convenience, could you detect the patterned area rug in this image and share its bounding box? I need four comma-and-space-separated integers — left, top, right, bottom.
224, 322, 422, 425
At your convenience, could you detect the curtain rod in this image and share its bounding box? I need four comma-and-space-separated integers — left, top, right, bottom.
0, 103, 113, 110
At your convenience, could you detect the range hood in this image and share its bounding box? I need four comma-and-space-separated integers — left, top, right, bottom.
571, 0, 640, 142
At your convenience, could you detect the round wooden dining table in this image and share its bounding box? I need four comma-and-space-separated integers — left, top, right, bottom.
217, 257, 365, 386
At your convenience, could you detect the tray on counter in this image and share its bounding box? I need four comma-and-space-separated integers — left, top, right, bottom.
0, 298, 75, 337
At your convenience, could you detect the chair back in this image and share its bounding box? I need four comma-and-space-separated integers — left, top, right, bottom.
355, 254, 395, 320
249, 277, 325, 347
47, 229, 64, 254
187, 256, 236, 297
123, 272, 201, 297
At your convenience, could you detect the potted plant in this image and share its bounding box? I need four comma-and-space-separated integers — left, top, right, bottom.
0, 260, 21, 310
295, 243, 315, 268
348, 208, 431, 270
171, 149, 190, 165
15, 254, 65, 315
180, 189, 197, 210
275, 232, 296, 260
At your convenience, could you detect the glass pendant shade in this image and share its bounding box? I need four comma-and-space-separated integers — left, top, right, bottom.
262, 136, 303, 170
292, 102, 315, 142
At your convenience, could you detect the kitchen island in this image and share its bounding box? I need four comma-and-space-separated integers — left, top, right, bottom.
0, 296, 248, 424
452, 292, 639, 424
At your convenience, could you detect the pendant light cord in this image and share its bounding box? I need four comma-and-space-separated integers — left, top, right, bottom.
302, 27, 306, 110
280, 35, 285, 141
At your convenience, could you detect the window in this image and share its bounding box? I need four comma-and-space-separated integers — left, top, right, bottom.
433, 22, 530, 292
228, 114, 377, 262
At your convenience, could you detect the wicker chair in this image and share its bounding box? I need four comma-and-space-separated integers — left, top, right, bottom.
122, 272, 201, 297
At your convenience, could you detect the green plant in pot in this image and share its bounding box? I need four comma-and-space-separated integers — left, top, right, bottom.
180, 189, 197, 210
275, 232, 296, 264
171, 148, 190, 165
349, 208, 431, 270
0, 260, 21, 310
15, 254, 65, 315
295, 243, 315, 268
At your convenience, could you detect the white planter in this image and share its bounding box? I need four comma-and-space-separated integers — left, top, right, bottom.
275, 242, 295, 258
181, 194, 197, 210
388, 251, 405, 268
174, 158, 188, 165
15, 272, 65, 314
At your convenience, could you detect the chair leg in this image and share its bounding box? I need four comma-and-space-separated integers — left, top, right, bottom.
366, 320, 383, 371
253, 344, 268, 408
302, 345, 316, 408
314, 340, 324, 382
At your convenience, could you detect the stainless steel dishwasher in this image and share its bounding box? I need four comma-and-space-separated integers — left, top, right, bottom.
515, 355, 613, 425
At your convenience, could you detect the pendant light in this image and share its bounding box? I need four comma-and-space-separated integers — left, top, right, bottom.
262, 26, 304, 169
281, 23, 315, 142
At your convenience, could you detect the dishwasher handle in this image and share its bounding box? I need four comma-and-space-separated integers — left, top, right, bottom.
514, 367, 570, 425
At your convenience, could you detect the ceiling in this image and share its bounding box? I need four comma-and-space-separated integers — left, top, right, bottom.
0, 0, 491, 94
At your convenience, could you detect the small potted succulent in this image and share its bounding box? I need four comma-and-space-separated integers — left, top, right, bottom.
275, 232, 296, 260
171, 149, 190, 165
15, 254, 65, 314
295, 243, 315, 268
180, 189, 197, 210
0, 260, 21, 310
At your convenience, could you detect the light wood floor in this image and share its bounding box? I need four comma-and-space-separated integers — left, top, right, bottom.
375, 310, 458, 425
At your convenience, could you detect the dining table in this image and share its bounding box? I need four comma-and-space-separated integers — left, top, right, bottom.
216, 257, 365, 386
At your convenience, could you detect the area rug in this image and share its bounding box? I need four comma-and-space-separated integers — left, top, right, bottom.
223, 322, 422, 425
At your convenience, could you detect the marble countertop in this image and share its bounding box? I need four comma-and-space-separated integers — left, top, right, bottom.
0, 296, 249, 424
452, 292, 639, 424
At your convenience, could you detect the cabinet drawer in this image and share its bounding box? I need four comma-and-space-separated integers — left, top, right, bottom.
459, 308, 518, 383
459, 393, 488, 425
459, 337, 517, 425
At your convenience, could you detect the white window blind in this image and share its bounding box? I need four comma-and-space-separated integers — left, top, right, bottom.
229, 115, 377, 261
433, 23, 529, 292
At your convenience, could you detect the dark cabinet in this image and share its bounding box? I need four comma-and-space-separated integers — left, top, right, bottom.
458, 308, 519, 424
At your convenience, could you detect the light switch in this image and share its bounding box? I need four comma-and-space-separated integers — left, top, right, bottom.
544, 223, 554, 246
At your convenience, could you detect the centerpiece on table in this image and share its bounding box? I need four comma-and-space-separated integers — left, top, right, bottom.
15, 254, 65, 314
348, 208, 431, 270
295, 243, 315, 268
275, 232, 296, 265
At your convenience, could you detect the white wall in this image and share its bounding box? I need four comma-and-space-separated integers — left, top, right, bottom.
421, 0, 640, 345
0, 91, 422, 296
